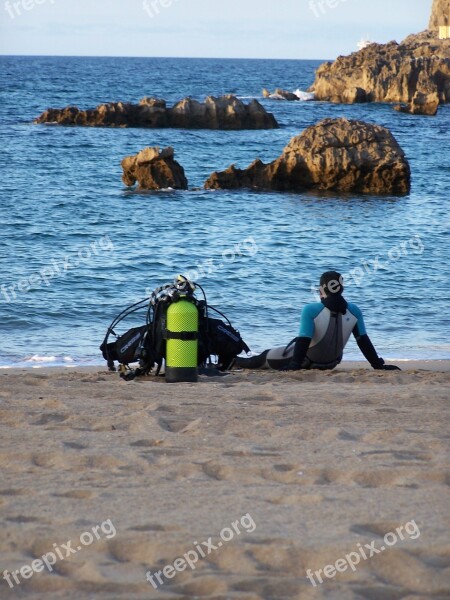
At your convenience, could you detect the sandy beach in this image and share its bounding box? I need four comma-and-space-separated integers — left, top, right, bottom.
1, 363, 449, 599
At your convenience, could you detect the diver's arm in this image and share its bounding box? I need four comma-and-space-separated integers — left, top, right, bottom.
354, 330, 384, 369
353, 326, 401, 371
280, 304, 316, 371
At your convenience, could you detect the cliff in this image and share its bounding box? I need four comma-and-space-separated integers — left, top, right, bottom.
309, 1, 450, 105
429, 0, 449, 28
309, 32, 450, 104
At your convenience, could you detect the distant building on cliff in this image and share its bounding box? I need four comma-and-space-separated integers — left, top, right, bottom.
438, 25, 450, 39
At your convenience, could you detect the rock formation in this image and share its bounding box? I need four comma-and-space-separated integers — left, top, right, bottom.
429, 0, 449, 29
394, 91, 440, 115
204, 118, 411, 195
342, 87, 368, 104
35, 95, 278, 130
121, 147, 188, 191
262, 88, 299, 101
309, 31, 450, 105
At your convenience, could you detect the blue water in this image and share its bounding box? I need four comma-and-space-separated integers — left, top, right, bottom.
1, 56, 449, 368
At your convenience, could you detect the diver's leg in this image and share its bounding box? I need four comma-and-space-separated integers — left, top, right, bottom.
235, 345, 296, 370
235, 350, 270, 369
266, 346, 294, 369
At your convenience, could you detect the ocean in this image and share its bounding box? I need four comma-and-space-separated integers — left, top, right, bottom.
1, 55, 449, 368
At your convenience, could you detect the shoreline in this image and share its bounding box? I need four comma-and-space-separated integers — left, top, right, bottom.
1, 359, 450, 373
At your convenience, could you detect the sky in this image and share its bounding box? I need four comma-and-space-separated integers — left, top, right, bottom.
0, 0, 432, 60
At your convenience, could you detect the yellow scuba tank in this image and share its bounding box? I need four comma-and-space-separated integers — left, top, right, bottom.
165, 278, 199, 383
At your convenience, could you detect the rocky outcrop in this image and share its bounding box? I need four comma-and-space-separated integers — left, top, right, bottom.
121, 147, 188, 191
168, 95, 278, 129
35, 95, 278, 130
394, 90, 440, 115
262, 88, 315, 101
309, 31, 450, 104
204, 118, 410, 195
429, 0, 449, 29
263, 88, 298, 101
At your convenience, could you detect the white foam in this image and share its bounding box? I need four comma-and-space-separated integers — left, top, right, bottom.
293, 89, 315, 101
267, 89, 315, 101
25, 355, 57, 363
0, 354, 96, 369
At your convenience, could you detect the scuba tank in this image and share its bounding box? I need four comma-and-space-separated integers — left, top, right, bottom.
165, 278, 199, 383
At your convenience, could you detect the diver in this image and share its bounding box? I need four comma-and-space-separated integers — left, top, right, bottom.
236, 271, 401, 371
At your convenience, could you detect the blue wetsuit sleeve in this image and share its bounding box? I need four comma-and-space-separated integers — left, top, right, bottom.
348, 303, 367, 338
298, 304, 321, 338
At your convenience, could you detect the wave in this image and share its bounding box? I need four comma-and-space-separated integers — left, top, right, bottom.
0, 354, 80, 369
293, 89, 315, 101
264, 89, 315, 101
26, 355, 57, 363
25, 354, 74, 363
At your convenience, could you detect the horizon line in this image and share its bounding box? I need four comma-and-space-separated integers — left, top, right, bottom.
0, 53, 329, 62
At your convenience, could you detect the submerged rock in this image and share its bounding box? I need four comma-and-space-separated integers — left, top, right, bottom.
121, 147, 188, 191
35, 95, 278, 130
204, 118, 411, 195
309, 31, 450, 104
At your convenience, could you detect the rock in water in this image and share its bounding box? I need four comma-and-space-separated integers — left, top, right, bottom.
309, 31, 450, 104
394, 91, 440, 115
138, 97, 169, 127
429, 0, 450, 30
35, 95, 278, 130
262, 87, 314, 101
262, 88, 299, 101
204, 118, 411, 195
121, 147, 188, 191
168, 95, 277, 129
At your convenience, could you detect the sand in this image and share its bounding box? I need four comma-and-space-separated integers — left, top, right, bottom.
0, 363, 449, 599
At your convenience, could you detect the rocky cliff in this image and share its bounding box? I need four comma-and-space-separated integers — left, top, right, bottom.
429, 0, 449, 28
309, 31, 450, 104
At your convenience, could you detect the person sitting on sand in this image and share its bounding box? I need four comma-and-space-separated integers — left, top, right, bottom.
236, 271, 401, 372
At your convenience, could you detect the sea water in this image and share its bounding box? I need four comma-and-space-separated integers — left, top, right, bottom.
1, 56, 449, 367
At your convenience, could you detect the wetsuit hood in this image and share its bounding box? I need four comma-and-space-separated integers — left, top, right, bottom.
321, 294, 348, 314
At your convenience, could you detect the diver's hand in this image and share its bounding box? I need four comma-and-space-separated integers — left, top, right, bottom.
373, 361, 401, 371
